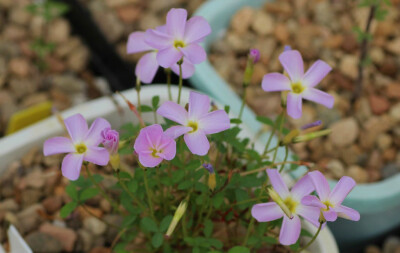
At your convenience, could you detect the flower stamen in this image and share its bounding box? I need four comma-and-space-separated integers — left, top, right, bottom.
75, 143, 87, 154
173, 40, 186, 49
187, 121, 198, 133
291, 82, 305, 94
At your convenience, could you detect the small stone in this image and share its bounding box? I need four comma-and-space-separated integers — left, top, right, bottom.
77, 229, 93, 252
16, 204, 44, 234
329, 118, 359, 147
389, 103, 400, 122
382, 164, 400, 180
368, 95, 390, 115
3, 25, 27, 41
103, 215, 123, 244
25, 232, 63, 253
251, 11, 274, 36
230, 7, 254, 34
9, 57, 30, 77
383, 236, 400, 253
67, 46, 89, 72
386, 38, 400, 55
324, 34, 343, 49
40, 223, 77, 252
21, 188, 43, 207
347, 165, 368, 183
341, 34, 358, 53
9, 78, 38, 99
274, 23, 290, 43
0, 199, 19, 212
383, 148, 397, 161
326, 159, 345, 179
83, 217, 107, 236
339, 55, 358, 79
370, 47, 385, 65
89, 247, 109, 253
42, 196, 63, 214
379, 57, 397, 77
377, 134, 392, 150
386, 83, 400, 99
10, 7, 31, 26
116, 5, 141, 23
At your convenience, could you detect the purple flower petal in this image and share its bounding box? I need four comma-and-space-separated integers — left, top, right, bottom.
64, 114, 88, 143
61, 153, 84, 181
127, 31, 153, 54
335, 205, 360, 221
199, 110, 230, 135
144, 28, 173, 50
323, 210, 338, 222
135, 52, 159, 84
308, 170, 331, 201
180, 44, 207, 64
280, 215, 301, 245
266, 169, 290, 198
184, 16, 211, 44
302, 60, 332, 88
296, 205, 321, 228
141, 124, 164, 147
166, 8, 187, 39
184, 130, 210, 156
157, 101, 188, 124
279, 50, 304, 82
302, 88, 334, 108
301, 195, 325, 209
164, 126, 192, 139
171, 59, 195, 78
329, 176, 356, 205
138, 152, 163, 168
251, 202, 283, 222
84, 118, 111, 146
291, 175, 314, 200
262, 73, 291, 92
43, 137, 74, 156
158, 136, 176, 160
157, 46, 184, 68
287, 93, 303, 119
84, 147, 109, 166
188, 91, 210, 119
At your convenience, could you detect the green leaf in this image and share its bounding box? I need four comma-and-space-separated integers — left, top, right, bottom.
160, 215, 173, 232
212, 193, 224, 208
290, 241, 300, 251
186, 159, 202, 170
300, 228, 313, 238
140, 217, 158, 232
140, 105, 153, 112
178, 180, 192, 190
151, 233, 164, 248
203, 219, 213, 238
230, 118, 242, 124
121, 215, 136, 228
256, 116, 274, 126
224, 105, 230, 114
126, 180, 138, 193
228, 246, 250, 253
262, 236, 278, 244
60, 202, 78, 218
79, 188, 99, 202
152, 95, 160, 109
65, 184, 78, 201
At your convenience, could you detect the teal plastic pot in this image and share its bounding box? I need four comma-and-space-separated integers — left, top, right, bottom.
190, 0, 400, 249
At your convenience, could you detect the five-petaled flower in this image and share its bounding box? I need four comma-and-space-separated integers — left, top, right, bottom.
157, 91, 230, 156
145, 8, 211, 69
302, 170, 360, 222
43, 114, 111, 181
262, 50, 334, 119
127, 29, 195, 83
134, 124, 176, 167
251, 169, 320, 245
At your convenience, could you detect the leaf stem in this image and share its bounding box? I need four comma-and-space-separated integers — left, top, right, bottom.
177, 59, 183, 104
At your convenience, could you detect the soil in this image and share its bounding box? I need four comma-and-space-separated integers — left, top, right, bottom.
208, 0, 400, 183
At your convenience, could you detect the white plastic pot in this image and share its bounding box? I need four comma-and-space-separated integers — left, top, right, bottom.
0, 85, 338, 253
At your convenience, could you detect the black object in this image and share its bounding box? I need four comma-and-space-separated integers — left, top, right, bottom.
56, 0, 190, 91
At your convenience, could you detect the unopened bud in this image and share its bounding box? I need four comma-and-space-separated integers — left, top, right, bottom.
268, 188, 293, 219
208, 173, 216, 191
249, 48, 260, 64
301, 120, 322, 130
282, 129, 300, 145
165, 200, 188, 237
203, 163, 214, 174
284, 45, 292, 52
243, 49, 259, 86
110, 154, 120, 171
292, 129, 332, 143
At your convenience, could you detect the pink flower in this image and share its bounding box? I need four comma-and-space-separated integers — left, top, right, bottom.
157, 91, 230, 156
262, 50, 334, 119
144, 8, 211, 69
133, 124, 176, 167
43, 114, 111, 181
251, 169, 320, 245
302, 170, 360, 222
249, 48, 260, 63
101, 128, 119, 155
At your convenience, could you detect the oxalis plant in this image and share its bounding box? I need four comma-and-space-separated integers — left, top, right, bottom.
43, 8, 360, 253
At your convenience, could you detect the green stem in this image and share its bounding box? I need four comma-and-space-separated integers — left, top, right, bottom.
272, 112, 285, 164
297, 221, 323, 253
136, 78, 142, 117
85, 165, 121, 214
238, 84, 247, 120
263, 111, 283, 156
166, 68, 172, 101
177, 60, 183, 104
153, 110, 158, 124
242, 218, 254, 246
117, 171, 147, 211
279, 146, 289, 173
143, 167, 157, 222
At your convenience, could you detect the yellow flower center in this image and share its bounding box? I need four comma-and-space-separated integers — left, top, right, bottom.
151, 148, 159, 158
187, 121, 198, 133
174, 40, 186, 49
75, 143, 87, 154
322, 200, 334, 212
283, 197, 299, 214
291, 82, 305, 94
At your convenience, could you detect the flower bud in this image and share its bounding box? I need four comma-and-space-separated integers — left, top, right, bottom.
101, 128, 119, 155
243, 49, 259, 86
249, 48, 260, 64
292, 129, 332, 143
282, 129, 300, 145
268, 188, 293, 219
165, 200, 188, 237
284, 45, 292, 52
301, 120, 322, 130
203, 163, 214, 174
203, 163, 216, 191
109, 153, 120, 171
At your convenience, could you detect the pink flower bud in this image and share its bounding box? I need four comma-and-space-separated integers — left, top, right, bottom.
249, 48, 260, 64
101, 128, 119, 155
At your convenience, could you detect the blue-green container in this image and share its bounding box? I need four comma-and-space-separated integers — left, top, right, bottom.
190, 0, 400, 250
